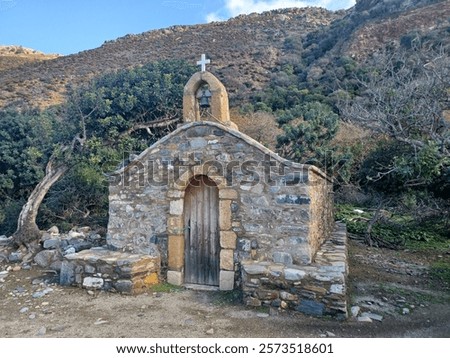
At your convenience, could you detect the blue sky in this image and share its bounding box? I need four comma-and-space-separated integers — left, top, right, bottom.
0, 0, 355, 55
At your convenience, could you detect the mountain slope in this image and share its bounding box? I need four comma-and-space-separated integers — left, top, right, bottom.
0, 0, 448, 110
0, 7, 339, 109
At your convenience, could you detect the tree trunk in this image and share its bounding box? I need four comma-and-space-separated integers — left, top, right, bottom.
12, 163, 68, 248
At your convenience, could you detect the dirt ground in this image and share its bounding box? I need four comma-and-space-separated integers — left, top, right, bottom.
0, 240, 449, 338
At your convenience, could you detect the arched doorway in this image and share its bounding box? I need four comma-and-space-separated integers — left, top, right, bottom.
184, 175, 220, 286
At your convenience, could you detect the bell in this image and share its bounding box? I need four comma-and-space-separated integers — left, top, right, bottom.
198, 89, 211, 108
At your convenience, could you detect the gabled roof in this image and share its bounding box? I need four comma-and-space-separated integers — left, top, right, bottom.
113, 121, 331, 181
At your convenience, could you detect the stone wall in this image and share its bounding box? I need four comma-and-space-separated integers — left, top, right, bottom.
60, 248, 160, 294
241, 223, 348, 319
107, 121, 334, 290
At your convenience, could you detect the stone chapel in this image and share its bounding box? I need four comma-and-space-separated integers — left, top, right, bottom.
61, 55, 348, 318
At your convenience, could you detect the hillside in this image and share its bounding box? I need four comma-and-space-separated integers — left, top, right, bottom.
0, 0, 448, 110
0, 7, 339, 109
0, 45, 59, 72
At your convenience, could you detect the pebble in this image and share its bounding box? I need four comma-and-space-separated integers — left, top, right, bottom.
19, 307, 29, 313
357, 316, 373, 323
350, 306, 360, 317
206, 328, 214, 335
326, 331, 336, 337
41, 302, 49, 306
87, 290, 95, 296
402, 308, 410, 315
256, 313, 269, 318
12, 266, 21, 272
32, 287, 53, 299
29, 313, 36, 319
361, 312, 383, 321
94, 318, 109, 325
37, 326, 47, 336
50, 325, 66, 332
32, 278, 44, 285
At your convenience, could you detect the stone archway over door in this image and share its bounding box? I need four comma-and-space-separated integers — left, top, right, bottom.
184, 175, 220, 286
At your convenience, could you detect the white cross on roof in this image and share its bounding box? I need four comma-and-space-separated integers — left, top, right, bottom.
197, 54, 210, 72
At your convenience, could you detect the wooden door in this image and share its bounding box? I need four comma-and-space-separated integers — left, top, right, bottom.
184, 175, 220, 286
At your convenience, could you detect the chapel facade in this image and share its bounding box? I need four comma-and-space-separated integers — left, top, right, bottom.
105, 56, 348, 317
61, 56, 348, 318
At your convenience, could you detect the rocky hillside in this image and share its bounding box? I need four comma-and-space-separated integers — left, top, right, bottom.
0, 7, 338, 109
0, 45, 59, 72
0, 0, 448, 110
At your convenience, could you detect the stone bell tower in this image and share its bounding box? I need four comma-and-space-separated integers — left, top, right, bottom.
182, 54, 238, 130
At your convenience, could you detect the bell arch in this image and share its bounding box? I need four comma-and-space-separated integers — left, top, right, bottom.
183, 71, 237, 129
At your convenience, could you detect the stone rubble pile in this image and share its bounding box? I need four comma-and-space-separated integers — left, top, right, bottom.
0, 226, 105, 272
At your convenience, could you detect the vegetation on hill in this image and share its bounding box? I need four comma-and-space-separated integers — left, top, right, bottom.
1, 60, 195, 244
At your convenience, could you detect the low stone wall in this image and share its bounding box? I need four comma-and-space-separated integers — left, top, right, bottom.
241, 223, 348, 319
60, 248, 160, 294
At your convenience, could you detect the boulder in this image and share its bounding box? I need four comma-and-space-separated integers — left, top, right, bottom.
34, 250, 61, 268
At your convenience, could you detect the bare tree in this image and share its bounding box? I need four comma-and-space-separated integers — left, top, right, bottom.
339, 43, 450, 184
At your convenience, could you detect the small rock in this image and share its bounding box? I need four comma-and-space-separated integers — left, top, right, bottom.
12, 265, 21, 272
34, 250, 61, 268
64, 247, 76, 255
32, 287, 53, 299
19, 307, 29, 313
0, 235, 12, 246
31, 278, 43, 285
326, 331, 336, 337
69, 231, 84, 239
351, 306, 360, 317
184, 318, 195, 326
43, 238, 60, 250
8, 252, 23, 263
256, 313, 269, 318
206, 328, 214, 335
361, 312, 383, 321
29, 313, 36, 320
83, 277, 104, 289
37, 326, 47, 336
87, 290, 95, 296
47, 226, 59, 235
32, 291, 46, 299
50, 325, 66, 332
357, 316, 373, 323
402, 308, 410, 315
41, 302, 49, 306
15, 286, 26, 293
269, 307, 279, 316
94, 318, 108, 325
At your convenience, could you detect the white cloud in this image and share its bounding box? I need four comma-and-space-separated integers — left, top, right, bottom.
206, 0, 356, 22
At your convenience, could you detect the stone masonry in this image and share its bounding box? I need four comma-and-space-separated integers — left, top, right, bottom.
241, 222, 348, 318
108, 120, 335, 291
101, 66, 347, 317
60, 248, 160, 294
